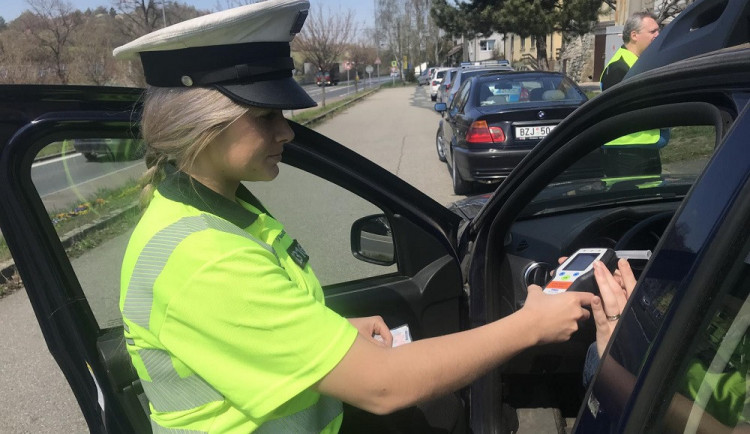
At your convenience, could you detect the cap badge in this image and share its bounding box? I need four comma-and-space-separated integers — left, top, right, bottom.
181, 75, 194, 87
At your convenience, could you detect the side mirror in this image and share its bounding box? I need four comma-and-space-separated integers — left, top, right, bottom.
434, 102, 447, 113
351, 214, 395, 266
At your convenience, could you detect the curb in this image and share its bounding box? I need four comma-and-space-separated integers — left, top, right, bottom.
0, 204, 140, 285
0, 86, 382, 286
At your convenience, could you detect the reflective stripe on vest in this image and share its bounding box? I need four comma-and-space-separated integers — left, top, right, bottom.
150, 421, 206, 434
123, 214, 277, 329
139, 348, 223, 413
255, 395, 342, 434
601, 47, 660, 146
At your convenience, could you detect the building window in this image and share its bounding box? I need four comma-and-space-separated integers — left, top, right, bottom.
479, 39, 495, 52
520, 37, 526, 51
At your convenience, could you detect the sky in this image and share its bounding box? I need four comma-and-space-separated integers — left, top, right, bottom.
1, 0, 376, 25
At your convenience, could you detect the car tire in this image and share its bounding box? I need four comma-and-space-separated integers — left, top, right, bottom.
436, 127, 446, 162
451, 151, 471, 195
82, 152, 97, 162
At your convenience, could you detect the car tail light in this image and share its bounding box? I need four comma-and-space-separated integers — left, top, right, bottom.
446, 83, 452, 90
432, 80, 438, 86
466, 120, 505, 143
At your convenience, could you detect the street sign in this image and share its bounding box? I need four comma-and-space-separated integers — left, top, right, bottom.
391, 60, 397, 67
365, 65, 373, 74
374, 57, 381, 65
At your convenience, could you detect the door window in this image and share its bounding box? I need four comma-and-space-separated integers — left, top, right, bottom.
28, 139, 395, 330
648, 244, 750, 432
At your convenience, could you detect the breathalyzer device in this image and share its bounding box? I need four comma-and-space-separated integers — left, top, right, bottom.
543, 248, 618, 294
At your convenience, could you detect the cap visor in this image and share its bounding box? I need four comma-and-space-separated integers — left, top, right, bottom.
215, 77, 316, 110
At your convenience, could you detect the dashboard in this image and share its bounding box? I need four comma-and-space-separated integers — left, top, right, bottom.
497, 201, 680, 376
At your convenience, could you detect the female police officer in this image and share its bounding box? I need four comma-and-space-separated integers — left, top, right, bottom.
115, 0, 595, 432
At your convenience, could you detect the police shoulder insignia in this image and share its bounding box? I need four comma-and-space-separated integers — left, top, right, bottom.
287, 239, 309, 268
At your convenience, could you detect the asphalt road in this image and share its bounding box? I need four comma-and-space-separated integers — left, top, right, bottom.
0, 84, 466, 433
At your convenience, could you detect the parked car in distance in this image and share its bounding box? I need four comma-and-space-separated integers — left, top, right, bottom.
429, 67, 452, 101
436, 68, 459, 103
417, 67, 435, 86
72, 138, 144, 162
434, 71, 588, 194
443, 64, 514, 106
315, 69, 339, 86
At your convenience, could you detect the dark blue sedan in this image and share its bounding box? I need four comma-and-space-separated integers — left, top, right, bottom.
434, 71, 588, 194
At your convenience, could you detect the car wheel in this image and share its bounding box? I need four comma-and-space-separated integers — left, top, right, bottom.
451, 151, 471, 195
82, 152, 97, 162
436, 127, 446, 162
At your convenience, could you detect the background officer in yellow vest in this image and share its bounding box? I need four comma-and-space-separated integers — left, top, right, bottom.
600, 11, 666, 178
116, 0, 596, 432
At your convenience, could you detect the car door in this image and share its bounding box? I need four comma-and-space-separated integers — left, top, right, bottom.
457, 43, 750, 434
0, 85, 466, 433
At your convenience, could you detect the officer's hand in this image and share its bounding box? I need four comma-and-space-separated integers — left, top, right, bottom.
348, 316, 393, 347
522, 285, 593, 345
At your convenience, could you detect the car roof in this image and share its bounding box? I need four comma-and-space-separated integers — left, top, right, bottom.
626, 0, 750, 80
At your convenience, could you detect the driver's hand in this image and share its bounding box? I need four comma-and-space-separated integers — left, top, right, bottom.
591, 259, 635, 356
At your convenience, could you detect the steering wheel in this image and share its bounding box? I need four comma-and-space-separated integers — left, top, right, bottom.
614, 211, 674, 277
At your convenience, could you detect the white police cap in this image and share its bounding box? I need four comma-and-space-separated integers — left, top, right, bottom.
113, 0, 315, 109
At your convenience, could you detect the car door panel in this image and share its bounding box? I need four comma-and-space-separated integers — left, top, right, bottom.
0, 86, 466, 433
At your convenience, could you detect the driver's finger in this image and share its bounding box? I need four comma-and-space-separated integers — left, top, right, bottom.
617, 259, 637, 298
594, 261, 624, 315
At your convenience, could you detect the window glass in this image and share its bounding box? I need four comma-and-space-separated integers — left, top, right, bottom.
31, 138, 145, 330
523, 125, 717, 218
451, 81, 471, 112
30, 139, 395, 330
649, 246, 750, 432
480, 39, 495, 51
476, 73, 586, 107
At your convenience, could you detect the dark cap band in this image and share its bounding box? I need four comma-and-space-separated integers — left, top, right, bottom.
139, 42, 292, 87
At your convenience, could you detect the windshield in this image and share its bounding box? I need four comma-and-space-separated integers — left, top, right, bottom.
522, 125, 716, 217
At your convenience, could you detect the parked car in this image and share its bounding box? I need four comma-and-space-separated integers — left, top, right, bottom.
443, 64, 515, 106
429, 67, 451, 101
434, 71, 588, 194
435, 68, 458, 103
72, 138, 144, 162
1, 1, 749, 433
417, 67, 435, 86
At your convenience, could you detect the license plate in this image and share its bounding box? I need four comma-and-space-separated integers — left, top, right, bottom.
515, 125, 554, 139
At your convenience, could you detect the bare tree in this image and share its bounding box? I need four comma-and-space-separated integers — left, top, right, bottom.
21, 0, 81, 84
654, 0, 698, 24
113, 0, 166, 38
293, 5, 355, 107
347, 41, 377, 91
69, 13, 120, 85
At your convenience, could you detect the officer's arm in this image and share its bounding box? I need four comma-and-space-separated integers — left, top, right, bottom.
316, 288, 593, 415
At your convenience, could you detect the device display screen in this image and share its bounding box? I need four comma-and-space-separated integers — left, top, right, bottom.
563, 253, 599, 271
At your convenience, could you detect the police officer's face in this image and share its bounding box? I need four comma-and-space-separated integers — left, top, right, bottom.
632, 17, 660, 56
193, 109, 294, 196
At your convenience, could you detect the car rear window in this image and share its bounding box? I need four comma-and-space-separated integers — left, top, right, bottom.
476, 74, 586, 107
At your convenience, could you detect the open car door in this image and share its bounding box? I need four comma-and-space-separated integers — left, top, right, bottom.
0, 85, 466, 433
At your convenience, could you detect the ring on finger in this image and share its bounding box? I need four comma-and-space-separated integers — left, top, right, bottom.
606, 313, 621, 321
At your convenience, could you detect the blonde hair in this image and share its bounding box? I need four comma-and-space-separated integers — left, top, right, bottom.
138, 86, 254, 207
